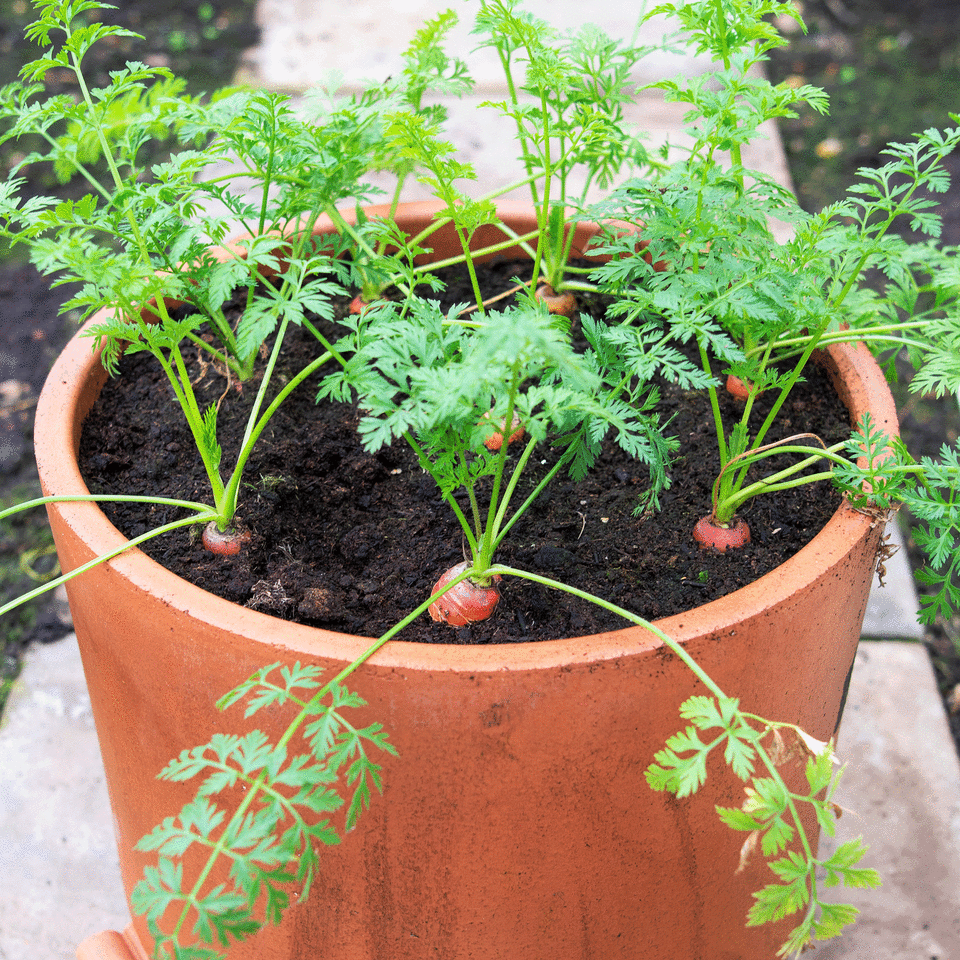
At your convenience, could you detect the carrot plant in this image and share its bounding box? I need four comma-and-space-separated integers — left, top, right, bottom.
131, 645, 401, 960
471, 0, 659, 305
326, 290, 674, 617
318, 8, 476, 309
334, 0, 665, 315
587, 0, 960, 561
0, 0, 382, 566
0, 13, 401, 953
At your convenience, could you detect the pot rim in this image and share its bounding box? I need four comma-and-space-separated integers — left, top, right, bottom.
34, 204, 899, 672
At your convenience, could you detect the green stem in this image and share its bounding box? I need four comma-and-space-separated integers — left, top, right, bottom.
152, 346, 226, 507
230, 315, 291, 471
400, 167, 545, 259
727, 342, 773, 494
748, 325, 836, 461
699, 344, 729, 467
0, 492, 212, 523
495, 41, 542, 215
255, 103, 279, 239
493, 442, 581, 551
219, 349, 334, 524
713, 442, 848, 522
720, 470, 835, 520
0, 509, 215, 619
458, 224, 487, 316
478, 366, 522, 569
764, 328, 934, 363
460, 451, 485, 544
66, 26, 172, 317
402, 431, 479, 557
487, 434, 540, 551
529, 83, 555, 293
421, 228, 541, 277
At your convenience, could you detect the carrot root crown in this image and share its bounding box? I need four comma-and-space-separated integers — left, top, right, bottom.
692, 515, 751, 552
349, 294, 374, 315
428, 561, 502, 626
481, 411, 525, 451
725, 375, 760, 402
202, 521, 251, 556
534, 283, 577, 317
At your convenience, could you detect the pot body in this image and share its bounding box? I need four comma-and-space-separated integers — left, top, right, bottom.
38, 203, 896, 960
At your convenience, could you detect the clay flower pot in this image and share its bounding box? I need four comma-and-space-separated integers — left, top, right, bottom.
39, 203, 897, 960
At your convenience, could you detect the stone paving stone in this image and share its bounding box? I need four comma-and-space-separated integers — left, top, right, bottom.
239, 0, 714, 93
860, 520, 925, 641
817, 642, 960, 959
0, 634, 129, 960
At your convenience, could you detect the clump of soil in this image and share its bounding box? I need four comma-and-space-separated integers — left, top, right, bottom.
77, 261, 851, 644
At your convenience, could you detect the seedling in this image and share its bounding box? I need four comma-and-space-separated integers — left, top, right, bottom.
332, 0, 662, 316
0, 0, 373, 569
329, 287, 674, 624
587, 0, 960, 571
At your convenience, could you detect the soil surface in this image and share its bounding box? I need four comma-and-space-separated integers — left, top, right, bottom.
76, 261, 849, 644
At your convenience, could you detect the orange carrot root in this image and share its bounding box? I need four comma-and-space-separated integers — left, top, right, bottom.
202, 521, 251, 556
349, 294, 372, 315
693, 515, 751, 552
481, 411, 525, 451
534, 284, 577, 317
725, 375, 759, 402
428, 561, 502, 626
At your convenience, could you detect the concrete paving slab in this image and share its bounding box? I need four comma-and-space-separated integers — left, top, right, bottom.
817, 641, 960, 959
0, 634, 129, 960
861, 519, 925, 641
239, 0, 714, 94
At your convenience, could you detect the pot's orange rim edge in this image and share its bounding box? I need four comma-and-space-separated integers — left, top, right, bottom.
34, 212, 897, 673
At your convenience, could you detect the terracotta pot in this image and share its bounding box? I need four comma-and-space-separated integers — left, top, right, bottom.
38, 203, 896, 960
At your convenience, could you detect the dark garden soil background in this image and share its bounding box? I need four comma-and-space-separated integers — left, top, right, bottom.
76, 265, 850, 644
1, 0, 959, 746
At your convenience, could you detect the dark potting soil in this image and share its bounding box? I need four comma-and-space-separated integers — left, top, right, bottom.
77, 260, 851, 645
